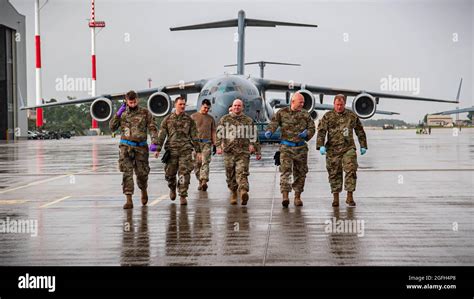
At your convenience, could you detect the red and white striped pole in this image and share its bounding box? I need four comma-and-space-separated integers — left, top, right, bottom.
34, 0, 43, 128
90, 0, 98, 129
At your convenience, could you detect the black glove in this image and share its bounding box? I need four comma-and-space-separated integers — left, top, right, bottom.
212, 145, 217, 156
161, 150, 170, 164
273, 151, 281, 166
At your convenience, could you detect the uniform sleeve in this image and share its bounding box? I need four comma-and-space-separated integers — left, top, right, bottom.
216, 118, 225, 149
190, 118, 201, 153
109, 114, 121, 132
156, 117, 169, 152
316, 114, 328, 149
306, 113, 316, 141
211, 118, 217, 145
266, 110, 280, 133
146, 112, 159, 145
354, 116, 368, 149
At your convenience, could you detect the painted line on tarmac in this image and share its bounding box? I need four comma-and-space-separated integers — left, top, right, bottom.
49, 205, 123, 209
149, 194, 168, 207
0, 199, 29, 205
0, 166, 108, 195
39, 196, 71, 209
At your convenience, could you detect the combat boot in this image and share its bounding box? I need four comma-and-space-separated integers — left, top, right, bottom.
201, 180, 208, 191
170, 188, 176, 201
241, 190, 249, 206
141, 189, 148, 206
346, 191, 356, 207
294, 192, 303, 207
282, 192, 289, 208
332, 192, 339, 207
123, 194, 133, 209
180, 196, 188, 205
230, 190, 238, 205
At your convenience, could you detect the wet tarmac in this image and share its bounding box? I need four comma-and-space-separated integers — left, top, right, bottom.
0, 128, 472, 266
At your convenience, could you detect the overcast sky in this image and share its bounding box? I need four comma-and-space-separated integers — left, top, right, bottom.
10, 0, 474, 122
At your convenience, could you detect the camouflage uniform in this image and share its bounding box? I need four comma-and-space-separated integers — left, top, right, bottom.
156, 113, 200, 198
109, 106, 158, 195
267, 107, 316, 193
216, 113, 261, 193
316, 110, 367, 193
194, 143, 212, 181
191, 112, 216, 183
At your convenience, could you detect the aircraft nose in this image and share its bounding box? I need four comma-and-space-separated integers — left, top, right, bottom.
216, 93, 238, 108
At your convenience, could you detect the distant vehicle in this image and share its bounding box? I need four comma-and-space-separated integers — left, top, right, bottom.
28, 130, 73, 140
27, 130, 38, 140
257, 123, 281, 144
60, 131, 72, 139
383, 124, 395, 130
416, 128, 428, 134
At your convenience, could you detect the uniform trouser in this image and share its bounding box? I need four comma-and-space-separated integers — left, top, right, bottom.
119, 144, 150, 195
165, 150, 194, 197
194, 143, 212, 182
326, 147, 358, 193
279, 144, 309, 193
223, 152, 250, 192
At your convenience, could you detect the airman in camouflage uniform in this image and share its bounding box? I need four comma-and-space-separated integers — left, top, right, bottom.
265, 92, 316, 207
109, 90, 159, 209
316, 94, 368, 207
191, 99, 216, 191
216, 99, 261, 205
153, 96, 201, 205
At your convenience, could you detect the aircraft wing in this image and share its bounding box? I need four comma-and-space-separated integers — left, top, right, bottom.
433, 106, 474, 115
256, 78, 460, 104
313, 103, 399, 115
273, 101, 399, 115
20, 79, 207, 110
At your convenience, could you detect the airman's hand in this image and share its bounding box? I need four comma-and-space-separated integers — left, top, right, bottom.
154, 151, 160, 159
249, 145, 256, 154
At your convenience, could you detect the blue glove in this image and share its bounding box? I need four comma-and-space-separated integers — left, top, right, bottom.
298, 129, 308, 139
117, 103, 126, 117
149, 144, 158, 152
264, 131, 272, 139
360, 147, 367, 155
319, 146, 326, 155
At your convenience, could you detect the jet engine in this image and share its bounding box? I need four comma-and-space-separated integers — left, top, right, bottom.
147, 92, 172, 117
298, 89, 315, 113
352, 93, 377, 119
90, 97, 113, 121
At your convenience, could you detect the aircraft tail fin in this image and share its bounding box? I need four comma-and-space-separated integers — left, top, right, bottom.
170, 19, 237, 31
224, 61, 301, 78
170, 11, 317, 76
456, 78, 463, 102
